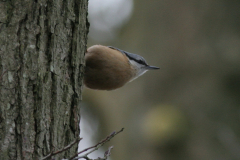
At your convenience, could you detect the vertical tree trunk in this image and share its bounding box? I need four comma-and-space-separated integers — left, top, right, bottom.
0, 0, 88, 159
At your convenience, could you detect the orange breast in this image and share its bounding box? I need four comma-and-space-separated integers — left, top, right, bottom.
84, 45, 135, 90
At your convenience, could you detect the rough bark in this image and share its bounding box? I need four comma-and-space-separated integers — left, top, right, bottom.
0, 0, 88, 159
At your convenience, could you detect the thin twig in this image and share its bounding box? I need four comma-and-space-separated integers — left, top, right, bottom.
81, 146, 114, 160
70, 128, 124, 160
104, 146, 113, 157
42, 137, 82, 160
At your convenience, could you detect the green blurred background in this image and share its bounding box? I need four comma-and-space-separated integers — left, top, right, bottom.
79, 0, 240, 160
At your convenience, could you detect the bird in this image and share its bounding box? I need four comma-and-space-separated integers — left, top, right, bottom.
84, 45, 159, 90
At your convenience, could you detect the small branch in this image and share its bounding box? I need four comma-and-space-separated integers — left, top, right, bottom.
70, 128, 124, 160
104, 146, 113, 157
82, 146, 114, 160
42, 137, 82, 160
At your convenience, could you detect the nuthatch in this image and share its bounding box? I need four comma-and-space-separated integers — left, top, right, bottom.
84, 45, 159, 90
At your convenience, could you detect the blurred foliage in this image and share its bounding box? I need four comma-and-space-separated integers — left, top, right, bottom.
84, 0, 240, 160
142, 105, 190, 147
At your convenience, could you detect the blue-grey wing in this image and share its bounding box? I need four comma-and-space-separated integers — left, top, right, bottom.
108, 46, 147, 65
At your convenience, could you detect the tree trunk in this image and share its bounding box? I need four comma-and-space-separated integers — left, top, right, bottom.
0, 0, 88, 159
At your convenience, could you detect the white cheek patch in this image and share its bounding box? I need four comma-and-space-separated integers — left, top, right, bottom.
129, 60, 148, 82
129, 70, 148, 82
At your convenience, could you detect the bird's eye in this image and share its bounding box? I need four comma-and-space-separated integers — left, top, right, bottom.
137, 59, 146, 65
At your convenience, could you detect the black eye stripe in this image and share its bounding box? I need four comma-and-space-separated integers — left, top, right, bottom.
129, 57, 147, 65
133, 59, 146, 65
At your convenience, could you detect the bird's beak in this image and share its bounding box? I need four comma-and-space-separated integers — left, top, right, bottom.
146, 65, 160, 70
